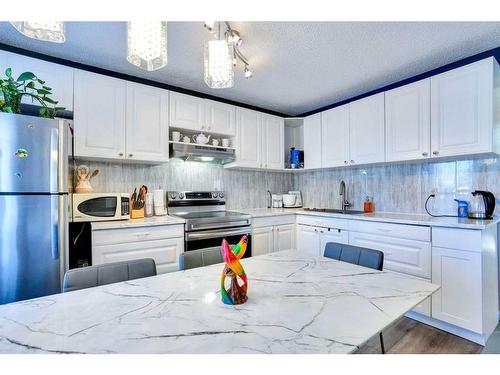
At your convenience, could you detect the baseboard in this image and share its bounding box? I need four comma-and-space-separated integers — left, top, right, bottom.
405, 311, 486, 346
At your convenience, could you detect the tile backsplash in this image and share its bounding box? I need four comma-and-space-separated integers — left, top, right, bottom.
77, 157, 500, 215
75, 158, 294, 210
294, 157, 500, 215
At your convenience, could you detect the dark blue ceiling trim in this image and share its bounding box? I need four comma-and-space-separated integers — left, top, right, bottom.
297, 46, 500, 118
0, 42, 289, 118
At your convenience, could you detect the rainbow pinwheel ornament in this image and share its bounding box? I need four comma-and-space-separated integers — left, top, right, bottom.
220, 235, 248, 305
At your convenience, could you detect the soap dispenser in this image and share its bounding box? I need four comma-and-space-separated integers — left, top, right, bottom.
454, 199, 469, 218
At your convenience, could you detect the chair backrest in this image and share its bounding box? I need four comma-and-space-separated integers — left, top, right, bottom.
179, 248, 223, 271
63, 258, 157, 293
324, 242, 384, 271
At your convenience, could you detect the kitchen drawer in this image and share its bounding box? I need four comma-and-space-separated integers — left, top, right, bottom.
432, 227, 482, 252
252, 215, 295, 228
296, 215, 349, 230
92, 224, 184, 246
93, 237, 184, 274
349, 231, 431, 278
349, 220, 430, 242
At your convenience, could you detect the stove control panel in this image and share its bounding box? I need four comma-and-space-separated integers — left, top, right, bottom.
167, 191, 225, 201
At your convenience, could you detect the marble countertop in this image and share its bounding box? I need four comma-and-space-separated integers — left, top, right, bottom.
238, 208, 499, 229
0, 250, 438, 354
91, 215, 185, 230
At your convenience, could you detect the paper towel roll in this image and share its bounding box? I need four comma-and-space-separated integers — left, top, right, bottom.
153, 189, 166, 216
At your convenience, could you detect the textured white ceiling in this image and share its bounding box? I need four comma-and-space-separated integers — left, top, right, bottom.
0, 21, 499, 115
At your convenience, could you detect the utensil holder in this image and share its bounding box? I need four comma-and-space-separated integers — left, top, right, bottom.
130, 200, 145, 219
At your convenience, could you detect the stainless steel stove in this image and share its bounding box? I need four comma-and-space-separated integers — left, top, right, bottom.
167, 191, 252, 256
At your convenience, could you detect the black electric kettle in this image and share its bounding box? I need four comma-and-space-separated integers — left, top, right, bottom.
469, 190, 495, 219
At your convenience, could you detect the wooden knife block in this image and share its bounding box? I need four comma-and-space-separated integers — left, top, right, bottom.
130, 199, 145, 219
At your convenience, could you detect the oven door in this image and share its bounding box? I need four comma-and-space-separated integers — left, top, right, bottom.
185, 226, 252, 258
73, 195, 120, 222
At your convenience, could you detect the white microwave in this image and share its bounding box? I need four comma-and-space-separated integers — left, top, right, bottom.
72, 193, 130, 222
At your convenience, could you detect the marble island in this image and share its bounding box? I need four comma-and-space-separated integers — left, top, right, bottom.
0, 250, 438, 354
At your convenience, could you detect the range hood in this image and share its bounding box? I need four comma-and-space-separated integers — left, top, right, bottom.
169, 142, 235, 164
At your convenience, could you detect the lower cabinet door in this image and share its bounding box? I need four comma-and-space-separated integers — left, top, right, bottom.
319, 228, 349, 254
296, 224, 321, 256
92, 237, 184, 274
274, 224, 295, 252
252, 226, 274, 256
348, 231, 431, 279
431, 246, 483, 333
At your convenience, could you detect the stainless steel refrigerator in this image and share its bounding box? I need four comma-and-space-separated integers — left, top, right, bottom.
0, 112, 71, 304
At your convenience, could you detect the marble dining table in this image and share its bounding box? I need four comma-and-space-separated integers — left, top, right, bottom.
0, 250, 439, 354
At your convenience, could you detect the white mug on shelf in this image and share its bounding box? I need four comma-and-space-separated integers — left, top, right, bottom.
182, 136, 191, 143
221, 138, 230, 147
172, 131, 181, 142
212, 139, 220, 147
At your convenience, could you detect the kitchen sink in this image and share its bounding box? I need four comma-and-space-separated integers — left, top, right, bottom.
303, 208, 366, 215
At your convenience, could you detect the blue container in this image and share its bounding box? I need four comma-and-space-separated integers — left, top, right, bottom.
290, 148, 300, 166
454, 199, 469, 218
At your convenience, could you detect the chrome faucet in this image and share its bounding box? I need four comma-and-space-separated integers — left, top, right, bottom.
339, 180, 351, 211
267, 190, 272, 208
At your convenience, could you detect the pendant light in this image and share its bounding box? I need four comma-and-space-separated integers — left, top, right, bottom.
127, 21, 168, 71
10, 22, 65, 43
204, 22, 234, 89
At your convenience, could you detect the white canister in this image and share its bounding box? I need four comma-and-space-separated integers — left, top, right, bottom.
153, 189, 166, 216
221, 138, 230, 147
172, 131, 181, 142
145, 193, 154, 217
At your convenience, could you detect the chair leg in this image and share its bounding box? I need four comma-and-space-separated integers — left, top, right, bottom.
379, 332, 386, 354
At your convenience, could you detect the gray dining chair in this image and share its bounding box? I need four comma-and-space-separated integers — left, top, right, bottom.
179, 248, 223, 270
62, 258, 157, 293
324, 242, 386, 353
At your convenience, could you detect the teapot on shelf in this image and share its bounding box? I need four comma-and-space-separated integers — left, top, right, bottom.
192, 133, 211, 145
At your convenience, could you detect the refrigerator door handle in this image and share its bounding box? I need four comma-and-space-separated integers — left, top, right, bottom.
58, 194, 69, 285
57, 120, 69, 193
51, 195, 59, 260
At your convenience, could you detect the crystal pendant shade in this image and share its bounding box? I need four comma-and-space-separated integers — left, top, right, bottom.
10, 22, 65, 43
204, 39, 234, 89
127, 21, 167, 71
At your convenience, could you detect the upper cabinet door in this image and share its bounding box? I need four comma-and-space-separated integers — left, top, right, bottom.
349, 93, 385, 165
126, 82, 169, 163
205, 100, 236, 136
235, 108, 261, 168
321, 105, 350, 167
385, 79, 431, 162
169, 92, 205, 131
262, 114, 284, 169
5, 51, 74, 111
303, 113, 322, 169
74, 70, 126, 159
430, 58, 494, 158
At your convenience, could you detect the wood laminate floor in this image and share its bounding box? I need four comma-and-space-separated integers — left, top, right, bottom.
356, 317, 500, 354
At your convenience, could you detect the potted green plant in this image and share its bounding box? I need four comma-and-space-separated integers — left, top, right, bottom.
0, 67, 65, 118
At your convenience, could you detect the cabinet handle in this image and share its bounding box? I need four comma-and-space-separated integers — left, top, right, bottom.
422, 152, 428, 157
207, 126, 211, 130
201, 125, 205, 130
276, 228, 279, 232
350, 160, 355, 164
377, 228, 392, 233
265, 164, 268, 168
135, 232, 151, 238
128, 153, 134, 158
432, 150, 439, 156
118, 152, 124, 157
344, 161, 348, 165
320, 230, 324, 234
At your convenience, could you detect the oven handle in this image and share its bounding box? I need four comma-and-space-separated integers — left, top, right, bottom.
187, 220, 251, 231
186, 227, 251, 241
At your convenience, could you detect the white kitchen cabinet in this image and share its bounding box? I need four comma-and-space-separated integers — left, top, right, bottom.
430, 57, 499, 158
252, 226, 274, 256
274, 224, 296, 252
74, 70, 126, 160
319, 228, 349, 251
126, 82, 169, 163
234, 107, 261, 168
169, 91, 205, 131
92, 224, 185, 274
348, 93, 385, 165
204, 99, 236, 136
321, 105, 350, 168
432, 246, 482, 333
303, 113, 322, 169
385, 79, 431, 162
3, 51, 74, 111
262, 114, 285, 169
349, 231, 431, 279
